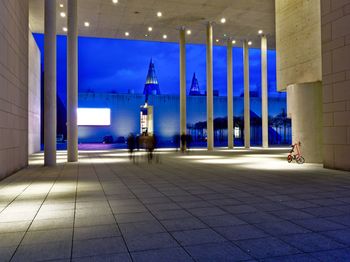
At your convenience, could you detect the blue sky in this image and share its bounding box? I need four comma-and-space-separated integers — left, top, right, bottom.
33, 34, 284, 105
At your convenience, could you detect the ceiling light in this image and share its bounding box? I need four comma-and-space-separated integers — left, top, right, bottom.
60, 12, 66, 18
59, 4, 64, 8
248, 41, 252, 46
232, 40, 236, 44
125, 32, 129, 36
258, 30, 263, 35
148, 27, 153, 32
145, 34, 149, 37
216, 39, 219, 43
112, 0, 118, 4
163, 34, 167, 39
84, 22, 90, 27
63, 27, 68, 32
186, 30, 191, 35
220, 18, 226, 24
157, 12, 162, 17
223, 34, 227, 37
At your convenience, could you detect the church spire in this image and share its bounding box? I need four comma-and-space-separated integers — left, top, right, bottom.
189, 72, 201, 96
143, 59, 160, 101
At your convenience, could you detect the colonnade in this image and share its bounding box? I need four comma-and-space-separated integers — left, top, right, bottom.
179, 22, 269, 151
43, 0, 269, 165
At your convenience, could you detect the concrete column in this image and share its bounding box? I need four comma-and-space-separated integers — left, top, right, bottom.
206, 22, 214, 150
287, 82, 322, 163
44, 0, 56, 166
67, 0, 78, 162
243, 40, 250, 148
179, 27, 186, 151
261, 35, 268, 148
227, 39, 234, 149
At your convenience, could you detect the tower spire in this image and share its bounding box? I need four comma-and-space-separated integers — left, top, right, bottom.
189, 72, 201, 96
143, 59, 160, 101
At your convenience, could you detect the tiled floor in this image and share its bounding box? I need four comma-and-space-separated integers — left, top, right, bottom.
0, 148, 350, 262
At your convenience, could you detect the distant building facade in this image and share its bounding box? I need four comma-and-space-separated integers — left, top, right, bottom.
78, 93, 290, 147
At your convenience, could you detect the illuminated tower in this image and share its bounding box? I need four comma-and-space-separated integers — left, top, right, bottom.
189, 73, 201, 96
143, 59, 160, 101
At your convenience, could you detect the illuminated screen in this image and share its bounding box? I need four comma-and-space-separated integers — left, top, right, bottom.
77, 108, 111, 126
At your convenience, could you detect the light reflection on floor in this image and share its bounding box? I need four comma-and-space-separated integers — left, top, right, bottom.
28, 147, 322, 172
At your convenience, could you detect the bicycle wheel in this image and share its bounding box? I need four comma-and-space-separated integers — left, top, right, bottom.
287, 155, 293, 163
296, 156, 305, 164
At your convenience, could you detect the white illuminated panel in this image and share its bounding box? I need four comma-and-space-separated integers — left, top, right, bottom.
78, 108, 111, 126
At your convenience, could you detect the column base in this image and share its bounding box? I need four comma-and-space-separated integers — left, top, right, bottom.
287, 81, 323, 163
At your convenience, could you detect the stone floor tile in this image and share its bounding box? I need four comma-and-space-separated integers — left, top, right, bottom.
270, 209, 315, 220
152, 209, 193, 220
321, 228, 350, 245
187, 206, 227, 217
207, 198, 242, 206
200, 214, 247, 227
236, 212, 282, 224
0, 232, 25, 247
235, 237, 300, 259
12, 241, 72, 262
255, 221, 310, 236
74, 224, 121, 240
281, 232, 345, 252
171, 228, 226, 246
72, 237, 127, 258
111, 205, 148, 214
132, 247, 193, 262
260, 253, 320, 262
72, 253, 132, 262
146, 202, 181, 212
160, 217, 207, 232
293, 217, 346, 232
309, 198, 348, 207
326, 215, 350, 226
214, 224, 268, 241
0, 246, 17, 262
223, 205, 258, 214
22, 228, 72, 245
281, 200, 319, 209
115, 212, 155, 223
124, 232, 179, 252
29, 218, 74, 231
185, 242, 252, 262
301, 207, 346, 217
119, 220, 165, 237
140, 197, 173, 205
311, 248, 350, 262
253, 202, 289, 212
74, 214, 116, 227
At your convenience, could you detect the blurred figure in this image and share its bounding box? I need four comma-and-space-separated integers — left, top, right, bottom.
136, 134, 140, 151
147, 134, 156, 163
127, 133, 136, 162
186, 134, 192, 153
173, 134, 180, 152
180, 133, 186, 153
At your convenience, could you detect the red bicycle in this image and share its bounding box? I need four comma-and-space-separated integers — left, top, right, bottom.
287, 142, 305, 164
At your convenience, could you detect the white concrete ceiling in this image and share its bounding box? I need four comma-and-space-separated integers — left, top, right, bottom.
29, 0, 275, 48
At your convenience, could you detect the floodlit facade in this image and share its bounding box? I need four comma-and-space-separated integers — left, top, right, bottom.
1, 0, 350, 180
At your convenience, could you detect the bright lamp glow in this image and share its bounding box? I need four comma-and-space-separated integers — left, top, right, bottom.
78, 108, 111, 126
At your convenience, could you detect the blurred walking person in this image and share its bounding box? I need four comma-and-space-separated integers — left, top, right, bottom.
180, 133, 186, 153
186, 134, 192, 153
127, 133, 136, 162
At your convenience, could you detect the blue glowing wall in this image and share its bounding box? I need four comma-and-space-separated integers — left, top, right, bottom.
33, 33, 290, 148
